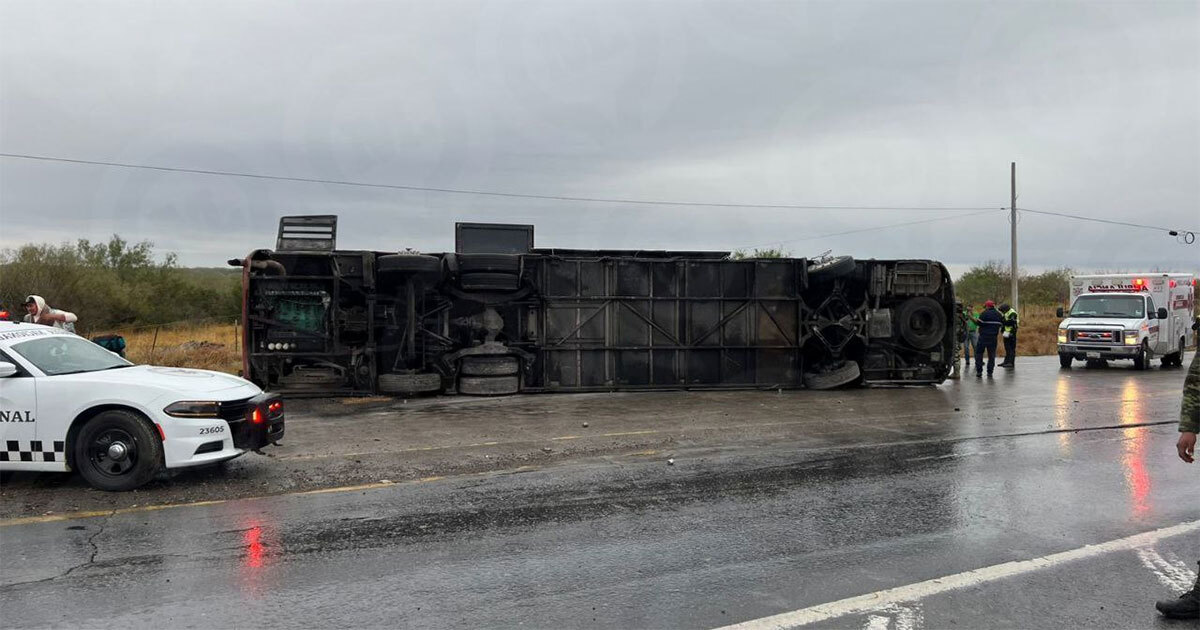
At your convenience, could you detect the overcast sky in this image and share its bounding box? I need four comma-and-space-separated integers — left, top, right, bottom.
1, 0, 1197, 274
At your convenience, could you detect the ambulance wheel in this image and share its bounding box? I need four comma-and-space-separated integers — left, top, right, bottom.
74, 410, 163, 492
1163, 338, 1185, 367
1132, 342, 1148, 370
1059, 354, 1073, 369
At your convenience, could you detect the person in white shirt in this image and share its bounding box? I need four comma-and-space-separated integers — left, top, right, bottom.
22, 295, 77, 332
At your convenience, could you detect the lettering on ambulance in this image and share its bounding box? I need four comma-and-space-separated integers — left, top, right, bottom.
1087, 284, 1150, 293
0, 410, 35, 422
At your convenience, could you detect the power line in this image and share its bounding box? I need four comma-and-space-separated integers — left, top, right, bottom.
1018, 207, 1199, 234
0, 152, 1003, 212
735, 209, 1003, 252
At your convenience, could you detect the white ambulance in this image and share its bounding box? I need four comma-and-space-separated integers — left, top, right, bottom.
1056, 273, 1196, 369
0, 322, 284, 490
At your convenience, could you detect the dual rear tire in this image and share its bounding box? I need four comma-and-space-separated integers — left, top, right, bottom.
458, 356, 521, 395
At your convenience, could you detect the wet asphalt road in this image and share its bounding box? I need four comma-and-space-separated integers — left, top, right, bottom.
2, 354, 1198, 629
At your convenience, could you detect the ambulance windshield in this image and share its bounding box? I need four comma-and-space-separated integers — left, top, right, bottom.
1069, 295, 1146, 318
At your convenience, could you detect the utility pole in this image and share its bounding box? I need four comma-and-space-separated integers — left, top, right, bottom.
1010, 162, 1018, 312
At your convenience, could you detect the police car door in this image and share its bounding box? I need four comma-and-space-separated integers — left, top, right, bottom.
0, 348, 41, 468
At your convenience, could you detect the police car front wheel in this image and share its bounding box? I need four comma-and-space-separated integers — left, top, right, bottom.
74, 410, 163, 491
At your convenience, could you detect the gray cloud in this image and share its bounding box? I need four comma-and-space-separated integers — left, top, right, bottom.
1, 0, 1196, 274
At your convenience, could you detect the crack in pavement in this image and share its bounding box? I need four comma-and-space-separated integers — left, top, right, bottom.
65, 509, 114, 577
0, 509, 116, 590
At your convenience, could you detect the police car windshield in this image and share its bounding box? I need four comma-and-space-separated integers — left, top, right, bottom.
1069, 295, 1145, 318
10, 335, 132, 376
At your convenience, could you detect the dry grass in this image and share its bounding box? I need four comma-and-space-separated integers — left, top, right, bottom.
100, 321, 242, 374
1007, 305, 1061, 357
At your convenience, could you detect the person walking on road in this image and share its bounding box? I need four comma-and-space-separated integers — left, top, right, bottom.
974, 300, 1003, 378
998, 303, 1019, 369
1154, 331, 1199, 619
22, 295, 77, 333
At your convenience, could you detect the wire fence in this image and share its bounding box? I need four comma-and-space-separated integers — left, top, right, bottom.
85, 316, 242, 370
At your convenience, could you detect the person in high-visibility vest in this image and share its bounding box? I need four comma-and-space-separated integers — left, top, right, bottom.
998, 303, 1019, 369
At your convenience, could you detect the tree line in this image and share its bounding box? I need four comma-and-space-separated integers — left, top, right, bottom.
953, 261, 1074, 307
0, 236, 240, 333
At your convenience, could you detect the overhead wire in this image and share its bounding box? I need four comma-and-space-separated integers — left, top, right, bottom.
3, 152, 1193, 246
734, 209, 1003, 252
1017, 207, 1198, 235
0, 152, 1002, 212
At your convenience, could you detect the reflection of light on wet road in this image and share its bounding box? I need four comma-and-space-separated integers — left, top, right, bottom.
237, 520, 273, 599
245, 525, 265, 569
1118, 378, 1151, 517
1053, 376, 1073, 455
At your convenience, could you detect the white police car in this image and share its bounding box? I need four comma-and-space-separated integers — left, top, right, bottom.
0, 322, 284, 491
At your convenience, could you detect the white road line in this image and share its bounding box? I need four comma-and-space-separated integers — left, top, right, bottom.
859, 604, 922, 630
862, 615, 889, 630
715, 520, 1200, 630
1137, 548, 1197, 591
892, 604, 922, 630
1163, 550, 1198, 583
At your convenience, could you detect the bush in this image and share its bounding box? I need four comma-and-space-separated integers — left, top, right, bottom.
0, 236, 240, 334
955, 261, 1072, 307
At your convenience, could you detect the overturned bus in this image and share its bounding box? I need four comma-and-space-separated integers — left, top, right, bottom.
229, 216, 955, 397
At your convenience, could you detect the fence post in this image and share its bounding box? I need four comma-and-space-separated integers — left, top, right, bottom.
150, 326, 159, 363
233, 319, 239, 353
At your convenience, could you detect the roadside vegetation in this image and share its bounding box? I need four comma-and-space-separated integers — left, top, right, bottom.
0, 236, 240, 332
